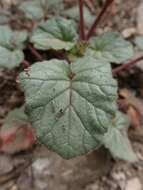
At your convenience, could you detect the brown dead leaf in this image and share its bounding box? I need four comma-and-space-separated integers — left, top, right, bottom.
127, 106, 141, 128
119, 89, 143, 128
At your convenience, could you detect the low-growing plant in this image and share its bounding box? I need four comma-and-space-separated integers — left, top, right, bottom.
1, 0, 143, 161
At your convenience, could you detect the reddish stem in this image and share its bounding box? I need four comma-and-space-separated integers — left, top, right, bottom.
22, 59, 30, 68
78, 0, 85, 40
113, 55, 143, 76
22, 60, 30, 76
86, 0, 114, 40
28, 44, 43, 61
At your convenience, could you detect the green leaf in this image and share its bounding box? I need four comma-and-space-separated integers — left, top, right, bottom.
135, 36, 143, 50
31, 17, 78, 51
19, 1, 44, 20
87, 32, 134, 64
62, 6, 95, 27
3, 107, 28, 129
0, 47, 24, 69
101, 112, 137, 162
0, 26, 28, 69
0, 26, 28, 49
19, 0, 64, 20
19, 56, 117, 159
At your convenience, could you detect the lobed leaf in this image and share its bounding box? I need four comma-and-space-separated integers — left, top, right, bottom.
0, 47, 24, 69
19, 56, 117, 159
101, 112, 137, 162
19, 0, 64, 20
19, 1, 44, 20
0, 26, 28, 49
0, 26, 28, 69
31, 17, 78, 51
62, 6, 95, 27
87, 32, 134, 64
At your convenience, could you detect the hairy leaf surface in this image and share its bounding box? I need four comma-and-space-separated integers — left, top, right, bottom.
19, 1, 44, 20
31, 18, 77, 51
19, 56, 117, 159
87, 32, 133, 64
0, 26, 28, 69
101, 112, 137, 162
0, 47, 24, 69
19, 0, 64, 20
62, 6, 95, 27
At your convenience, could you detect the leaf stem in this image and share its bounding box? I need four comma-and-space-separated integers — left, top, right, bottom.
28, 44, 43, 61
113, 55, 143, 76
22, 59, 30, 68
78, 0, 85, 40
22, 59, 30, 76
86, 0, 114, 40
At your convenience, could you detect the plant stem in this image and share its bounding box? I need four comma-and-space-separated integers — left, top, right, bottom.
86, 0, 114, 40
22, 60, 30, 76
22, 59, 30, 68
78, 0, 85, 40
28, 44, 43, 61
113, 55, 143, 76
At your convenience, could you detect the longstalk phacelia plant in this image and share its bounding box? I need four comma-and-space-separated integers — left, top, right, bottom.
1, 0, 142, 162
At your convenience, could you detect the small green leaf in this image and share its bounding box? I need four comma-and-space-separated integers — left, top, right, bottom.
19, 1, 44, 20
3, 107, 28, 129
0, 26, 28, 49
31, 17, 78, 51
87, 32, 133, 64
19, 0, 64, 20
101, 112, 137, 162
135, 36, 143, 50
62, 6, 95, 27
19, 56, 117, 159
0, 47, 24, 69
0, 26, 28, 69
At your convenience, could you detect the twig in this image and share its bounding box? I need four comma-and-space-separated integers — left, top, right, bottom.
113, 55, 143, 76
78, 0, 85, 40
28, 44, 43, 61
86, 0, 114, 40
